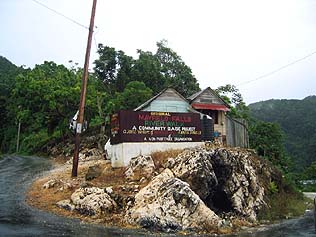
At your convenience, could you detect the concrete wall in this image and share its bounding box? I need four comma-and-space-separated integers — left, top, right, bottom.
109, 142, 204, 167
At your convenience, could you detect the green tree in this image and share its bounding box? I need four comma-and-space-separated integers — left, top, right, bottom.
155, 40, 200, 97
94, 44, 134, 94
94, 41, 200, 97
131, 50, 164, 94
249, 119, 291, 171
216, 84, 249, 119
4, 61, 106, 153
301, 162, 316, 180
107, 81, 152, 113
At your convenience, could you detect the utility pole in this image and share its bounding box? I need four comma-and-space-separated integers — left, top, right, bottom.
72, 0, 97, 177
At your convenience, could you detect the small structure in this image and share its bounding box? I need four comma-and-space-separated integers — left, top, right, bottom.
109, 88, 207, 167
107, 87, 248, 167
188, 87, 230, 143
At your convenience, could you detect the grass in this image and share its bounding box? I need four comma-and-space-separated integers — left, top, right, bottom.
257, 191, 313, 222
151, 149, 183, 171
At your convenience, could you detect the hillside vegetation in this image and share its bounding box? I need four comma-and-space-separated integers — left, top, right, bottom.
0, 41, 200, 154
249, 97, 316, 172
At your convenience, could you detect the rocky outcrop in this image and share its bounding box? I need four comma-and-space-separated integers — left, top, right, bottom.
126, 169, 221, 232
208, 148, 265, 221
125, 155, 155, 181
169, 148, 218, 200
166, 147, 266, 221
70, 187, 117, 215
54, 145, 273, 233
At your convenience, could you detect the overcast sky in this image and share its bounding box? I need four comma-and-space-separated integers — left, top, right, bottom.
1, 0, 316, 104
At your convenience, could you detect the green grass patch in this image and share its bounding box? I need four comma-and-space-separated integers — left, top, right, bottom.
258, 191, 312, 222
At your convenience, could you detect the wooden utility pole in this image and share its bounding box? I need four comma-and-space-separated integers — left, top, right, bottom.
72, 0, 97, 177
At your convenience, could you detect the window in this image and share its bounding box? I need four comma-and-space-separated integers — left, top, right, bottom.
199, 109, 219, 124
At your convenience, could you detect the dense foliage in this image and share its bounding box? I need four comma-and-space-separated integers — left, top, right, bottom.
249, 97, 316, 172
94, 40, 200, 97
0, 41, 200, 154
249, 119, 291, 172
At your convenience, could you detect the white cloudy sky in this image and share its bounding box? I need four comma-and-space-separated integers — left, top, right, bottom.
1, 0, 316, 104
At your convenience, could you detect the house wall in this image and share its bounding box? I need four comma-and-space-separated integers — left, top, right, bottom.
110, 142, 204, 167
191, 89, 223, 105
141, 88, 191, 113
142, 100, 189, 113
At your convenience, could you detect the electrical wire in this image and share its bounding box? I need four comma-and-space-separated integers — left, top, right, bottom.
30, 0, 89, 30
237, 50, 316, 86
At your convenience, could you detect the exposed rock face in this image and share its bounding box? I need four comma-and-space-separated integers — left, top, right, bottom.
125, 155, 155, 181
169, 148, 218, 200
54, 145, 271, 233
208, 148, 265, 221
127, 169, 221, 232
71, 187, 117, 215
167, 147, 266, 221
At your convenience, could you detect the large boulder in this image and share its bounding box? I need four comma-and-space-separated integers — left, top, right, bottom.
127, 169, 221, 232
208, 148, 265, 221
125, 155, 155, 181
169, 147, 218, 200
71, 187, 117, 216
167, 147, 266, 222
85, 164, 102, 180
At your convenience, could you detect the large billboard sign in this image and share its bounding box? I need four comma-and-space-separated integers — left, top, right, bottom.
110, 110, 202, 144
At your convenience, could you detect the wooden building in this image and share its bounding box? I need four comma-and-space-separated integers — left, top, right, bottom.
134, 88, 193, 113
107, 87, 248, 167
187, 87, 230, 143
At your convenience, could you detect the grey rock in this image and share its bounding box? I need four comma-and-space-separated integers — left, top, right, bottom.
126, 169, 221, 232
56, 199, 75, 211
125, 155, 155, 181
71, 187, 117, 216
170, 147, 218, 200
42, 179, 59, 189
85, 164, 102, 181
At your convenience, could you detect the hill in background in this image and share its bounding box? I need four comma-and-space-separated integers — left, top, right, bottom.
249, 96, 316, 172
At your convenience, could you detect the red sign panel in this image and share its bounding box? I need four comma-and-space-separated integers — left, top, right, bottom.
110, 110, 202, 144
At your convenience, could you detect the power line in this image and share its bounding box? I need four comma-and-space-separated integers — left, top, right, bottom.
30, 0, 89, 30
237, 50, 316, 86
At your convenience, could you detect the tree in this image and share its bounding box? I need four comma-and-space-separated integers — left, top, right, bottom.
106, 81, 153, 113
249, 119, 291, 172
216, 84, 249, 119
94, 41, 200, 97
0, 56, 22, 152
131, 50, 164, 94
4, 61, 106, 153
94, 44, 134, 94
155, 40, 200, 97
